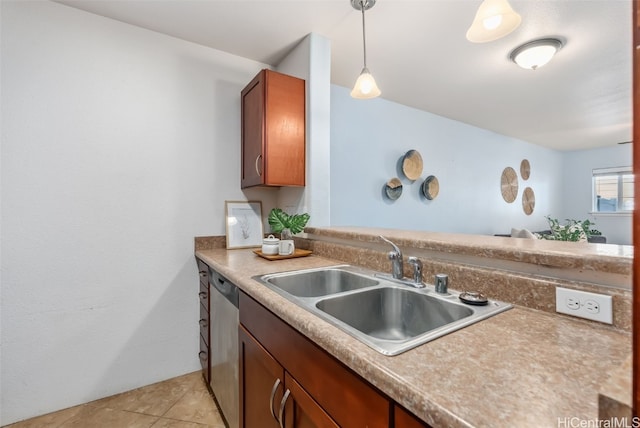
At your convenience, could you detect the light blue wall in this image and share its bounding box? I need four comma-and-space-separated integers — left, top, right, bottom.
562, 144, 632, 245
330, 85, 564, 235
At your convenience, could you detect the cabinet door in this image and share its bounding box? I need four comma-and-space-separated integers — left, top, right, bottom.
239, 326, 283, 428
241, 69, 305, 189
263, 70, 305, 187
282, 373, 338, 428
241, 72, 265, 188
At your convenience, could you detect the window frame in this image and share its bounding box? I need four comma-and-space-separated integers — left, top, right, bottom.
591, 166, 634, 214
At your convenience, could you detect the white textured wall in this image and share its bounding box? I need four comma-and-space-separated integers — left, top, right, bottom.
0, 1, 269, 424
276, 33, 332, 227
330, 85, 563, 235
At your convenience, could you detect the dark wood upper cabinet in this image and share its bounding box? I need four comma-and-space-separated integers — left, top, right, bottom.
241, 69, 306, 188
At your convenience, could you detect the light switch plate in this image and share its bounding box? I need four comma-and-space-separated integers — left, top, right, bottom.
555, 287, 613, 324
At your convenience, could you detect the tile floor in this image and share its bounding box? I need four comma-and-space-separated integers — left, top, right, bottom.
3, 371, 226, 428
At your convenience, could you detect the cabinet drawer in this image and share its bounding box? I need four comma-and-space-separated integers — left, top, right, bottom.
197, 258, 209, 286
200, 302, 209, 345
240, 291, 390, 427
199, 333, 210, 381
199, 280, 209, 310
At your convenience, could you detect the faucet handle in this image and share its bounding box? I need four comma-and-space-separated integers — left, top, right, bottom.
407, 257, 425, 287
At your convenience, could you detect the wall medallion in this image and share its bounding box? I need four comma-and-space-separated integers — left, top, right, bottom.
500, 167, 518, 203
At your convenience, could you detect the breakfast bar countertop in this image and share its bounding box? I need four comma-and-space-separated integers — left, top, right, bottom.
195, 248, 631, 428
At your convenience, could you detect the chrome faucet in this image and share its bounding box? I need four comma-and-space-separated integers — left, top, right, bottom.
379, 236, 403, 279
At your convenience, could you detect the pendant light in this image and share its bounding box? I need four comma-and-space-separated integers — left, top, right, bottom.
466, 0, 522, 43
509, 38, 563, 70
350, 0, 381, 99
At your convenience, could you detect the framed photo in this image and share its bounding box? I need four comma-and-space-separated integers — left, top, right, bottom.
225, 201, 263, 249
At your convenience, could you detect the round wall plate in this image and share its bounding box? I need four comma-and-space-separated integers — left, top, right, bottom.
421, 175, 439, 200
500, 167, 518, 203
520, 159, 531, 180
522, 187, 535, 215
402, 149, 423, 181
384, 177, 403, 200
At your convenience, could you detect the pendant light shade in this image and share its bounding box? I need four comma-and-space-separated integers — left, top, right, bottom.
510, 38, 563, 70
351, 68, 381, 98
351, 0, 381, 99
466, 0, 522, 43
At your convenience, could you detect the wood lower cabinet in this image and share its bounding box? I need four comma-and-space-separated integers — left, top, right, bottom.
239, 326, 338, 428
196, 258, 210, 383
239, 291, 390, 427
241, 69, 305, 188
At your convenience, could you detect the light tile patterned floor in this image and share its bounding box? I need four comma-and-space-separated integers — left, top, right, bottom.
3, 371, 226, 428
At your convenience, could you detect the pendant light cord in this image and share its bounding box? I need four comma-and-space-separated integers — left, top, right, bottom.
360, 0, 368, 69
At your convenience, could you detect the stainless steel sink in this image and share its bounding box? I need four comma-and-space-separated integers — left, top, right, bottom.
315, 287, 474, 341
255, 265, 512, 355
263, 267, 378, 297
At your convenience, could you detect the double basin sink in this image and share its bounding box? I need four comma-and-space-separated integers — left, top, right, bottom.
255, 265, 512, 356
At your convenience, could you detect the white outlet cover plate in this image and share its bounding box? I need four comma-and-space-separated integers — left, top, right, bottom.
555, 287, 613, 324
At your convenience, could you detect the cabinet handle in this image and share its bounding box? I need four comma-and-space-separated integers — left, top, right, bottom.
255, 154, 263, 176
199, 319, 207, 327
199, 292, 207, 300
278, 389, 291, 428
198, 351, 207, 360
269, 378, 282, 423
199, 270, 207, 277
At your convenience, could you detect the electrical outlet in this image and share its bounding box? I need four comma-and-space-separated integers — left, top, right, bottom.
555, 287, 612, 324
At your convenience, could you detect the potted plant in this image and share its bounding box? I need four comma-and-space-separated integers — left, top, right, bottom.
268, 208, 310, 239
541, 216, 602, 242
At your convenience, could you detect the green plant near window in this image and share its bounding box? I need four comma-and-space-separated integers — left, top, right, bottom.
268, 208, 310, 238
541, 216, 601, 242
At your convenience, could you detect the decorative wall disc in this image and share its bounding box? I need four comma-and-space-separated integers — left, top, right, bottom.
522, 187, 535, 215
520, 159, 531, 180
384, 177, 403, 200
421, 175, 440, 200
500, 167, 518, 203
402, 150, 423, 181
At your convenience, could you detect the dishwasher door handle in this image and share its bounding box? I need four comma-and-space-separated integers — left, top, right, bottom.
210, 270, 239, 308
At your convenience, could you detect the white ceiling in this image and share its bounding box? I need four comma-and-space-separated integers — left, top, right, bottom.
55, 0, 632, 151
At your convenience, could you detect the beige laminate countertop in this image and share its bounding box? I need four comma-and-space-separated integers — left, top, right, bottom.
195, 248, 631, 428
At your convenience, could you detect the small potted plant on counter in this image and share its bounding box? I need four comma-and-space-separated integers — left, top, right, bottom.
268, 208, 310, 240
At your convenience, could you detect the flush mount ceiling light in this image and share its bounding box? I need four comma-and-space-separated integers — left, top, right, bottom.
350, 0, 381, 99
466, 0, 522, 43
509, 38, 563, 70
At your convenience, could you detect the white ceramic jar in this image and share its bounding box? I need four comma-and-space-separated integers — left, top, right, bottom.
262, 234, 280, 255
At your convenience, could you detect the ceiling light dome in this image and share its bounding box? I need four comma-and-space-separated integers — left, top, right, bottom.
466, 0, 522, 43
510, 38, 563, 70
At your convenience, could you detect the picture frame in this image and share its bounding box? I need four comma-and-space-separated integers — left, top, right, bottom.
225, 201, 263, 249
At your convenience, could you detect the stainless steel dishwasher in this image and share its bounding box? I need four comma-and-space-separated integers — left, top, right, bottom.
208, 267, 239, 428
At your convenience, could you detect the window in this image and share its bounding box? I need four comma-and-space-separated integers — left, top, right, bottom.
592, 167, 634, 213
